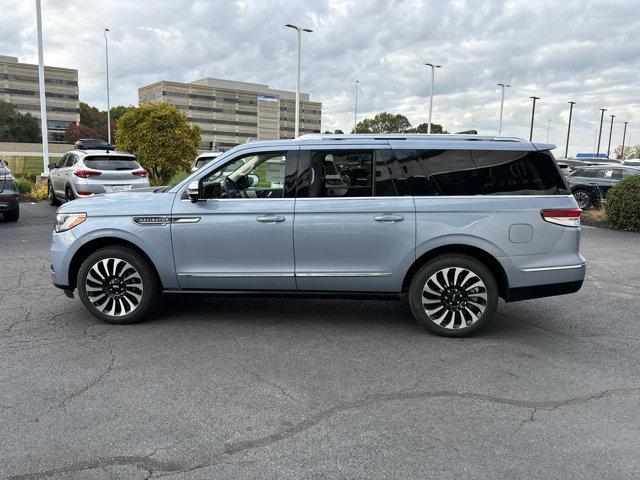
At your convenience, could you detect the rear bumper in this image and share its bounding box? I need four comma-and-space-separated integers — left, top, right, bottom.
0, 194, 19, 211
506, 280, 584, 302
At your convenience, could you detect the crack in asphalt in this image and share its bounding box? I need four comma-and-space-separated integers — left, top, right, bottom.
10, 386, 640, 479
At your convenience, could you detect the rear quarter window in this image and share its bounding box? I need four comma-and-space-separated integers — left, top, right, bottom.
84, 156, 140, 170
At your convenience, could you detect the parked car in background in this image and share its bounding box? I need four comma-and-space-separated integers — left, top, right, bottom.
623, 159, 640, 167
0, 159, 19, 221
566, 165, 640, 208
47, 147, 150, 205
50, 133, 585, 337
190, 151, 222, 173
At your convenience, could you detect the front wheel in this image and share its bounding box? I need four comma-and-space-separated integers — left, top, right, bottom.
77, 246, 159, 324
408, 255, 499, 337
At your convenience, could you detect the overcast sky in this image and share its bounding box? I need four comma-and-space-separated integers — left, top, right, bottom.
1, 0, 639, 155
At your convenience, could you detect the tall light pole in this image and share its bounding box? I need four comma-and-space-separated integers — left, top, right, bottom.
546, 120, 551, 142
529, 96, 540, 141
354, 80, 359, 133
565, 101, 576, 158
621, 121, 629, 160
425, 63, 442, 134
497, 83, 510, 134
285, 24, 312, 138
596, 108, 606, 156
606, 114, 615, 158
104, 28, 111, 144
35, 0, 49, 175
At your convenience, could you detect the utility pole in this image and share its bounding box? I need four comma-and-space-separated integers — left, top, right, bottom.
565, 101, 576, 158
606, 114, 615, 158
529, 96, 540, 141
35, 0, 49, 175
596, 108, 606, 156
425, 63, 442, 133
104, 28, 111, 144
497, 83, 510, 134
285, 24, 312, 138
621, 121, 629, 160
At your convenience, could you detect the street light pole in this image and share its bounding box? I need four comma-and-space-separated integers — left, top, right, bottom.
565, 101, 576, 158
35, 0, 49, 175
104, 28, 111, 144
546, 120, 551, 142
354, 80, 359, 133
529, 96, 540, 141
621, 121, 629, 160
286, 24, 312, 138
606, 114, 615, 158
497, 83, 510, 134
425, 63, 442, 134
596, 108, 606, 156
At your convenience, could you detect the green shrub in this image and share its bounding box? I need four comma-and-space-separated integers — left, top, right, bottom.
29, 181, 48, 201
605, 175, 640, 231
16, 177, 34, 194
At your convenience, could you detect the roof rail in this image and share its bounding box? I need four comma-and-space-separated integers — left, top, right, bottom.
295, 133, 526, 142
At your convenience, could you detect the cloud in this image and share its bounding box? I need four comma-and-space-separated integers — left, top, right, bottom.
1, 0, 638, 154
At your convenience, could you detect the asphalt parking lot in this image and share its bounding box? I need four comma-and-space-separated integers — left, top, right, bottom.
1, 203, 639, 479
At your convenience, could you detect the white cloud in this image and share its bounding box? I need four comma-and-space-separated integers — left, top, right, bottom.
1, 0, 638, 155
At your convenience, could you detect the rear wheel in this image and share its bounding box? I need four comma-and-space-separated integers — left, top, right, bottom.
408, 254, 498, 337
573, 189, 593, 209
65, 185, 75, 202
77, 246, 159, 324
3, 205, 19, 222
48, 181, 61, 206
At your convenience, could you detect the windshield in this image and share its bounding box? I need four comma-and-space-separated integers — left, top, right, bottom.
85, 156, 140, 170
195, 157, 216, 169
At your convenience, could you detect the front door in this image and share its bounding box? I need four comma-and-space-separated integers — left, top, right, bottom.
294, 146, 415, 292
171, 147, 299, 290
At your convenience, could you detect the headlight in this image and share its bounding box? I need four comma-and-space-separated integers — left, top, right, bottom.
55, 213, 87, 233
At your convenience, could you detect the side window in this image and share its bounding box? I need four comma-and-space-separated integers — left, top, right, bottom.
394, 149, 478, 196
623, 168, 639, 177
374, 149, 404, 196
578, 168, 600, 178
199, 150, 295, 199
308, 150, 373, 197
67, 154, 78, 167
472, 150, 566, 195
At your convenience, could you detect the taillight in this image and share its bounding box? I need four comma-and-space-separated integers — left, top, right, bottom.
541, 208, 582, 227
74, 169, 102, 178
132, 169, 148, 177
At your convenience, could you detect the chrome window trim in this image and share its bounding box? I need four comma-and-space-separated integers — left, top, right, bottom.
521, 263, 586, 272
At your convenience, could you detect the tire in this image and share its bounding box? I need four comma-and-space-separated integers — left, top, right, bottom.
408, 254, 499, 337
48, 181, 61, 206
573, 189, 592, 209
77, 246, 160, 325
3, 205, 19, 222
65, 185, 75, 202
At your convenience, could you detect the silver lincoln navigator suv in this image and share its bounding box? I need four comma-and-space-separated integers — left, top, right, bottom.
50, 134, 586, 337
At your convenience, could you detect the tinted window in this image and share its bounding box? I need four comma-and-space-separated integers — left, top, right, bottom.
577, 168, 602, 178
622, 168, 640, 177
394, 149, 479, 196
308, 150, 373, 197
84, 156, 140, 170
374, 149, 403, 196
195, 157, 216, 169
472, 150, 566, 195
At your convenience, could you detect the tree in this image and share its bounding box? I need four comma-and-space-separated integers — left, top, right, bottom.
615, 144, 640, 160
404, 122, 447, 134
79, 102, 134, 141
0, 100, 41, 142
115, 103, 201, 185
353, 112, 411, 133
64, 123, 100, 143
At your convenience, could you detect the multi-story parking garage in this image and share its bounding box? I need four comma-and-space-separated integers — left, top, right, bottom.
0, 55, 79, 142
138, 77, 322, 149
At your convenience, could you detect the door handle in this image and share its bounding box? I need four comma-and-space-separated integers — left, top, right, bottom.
374, 214, 404, 223
257, 215, 286, 223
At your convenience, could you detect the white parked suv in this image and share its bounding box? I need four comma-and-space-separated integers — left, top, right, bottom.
47, 142, 150, 205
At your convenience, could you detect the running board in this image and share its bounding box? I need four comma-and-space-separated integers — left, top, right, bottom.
163, 289, 402, 301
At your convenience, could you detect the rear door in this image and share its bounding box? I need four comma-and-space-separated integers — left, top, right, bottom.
293, 144, 415, 292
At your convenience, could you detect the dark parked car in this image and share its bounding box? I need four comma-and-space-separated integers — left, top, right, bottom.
0, 160, 19, 221
566, 165, 640, 208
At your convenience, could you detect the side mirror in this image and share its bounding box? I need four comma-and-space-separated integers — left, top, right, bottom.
187, 180, 200, 203
48, 162, 58, 170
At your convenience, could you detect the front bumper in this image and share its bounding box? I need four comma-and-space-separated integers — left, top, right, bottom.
50, 228, 77, 288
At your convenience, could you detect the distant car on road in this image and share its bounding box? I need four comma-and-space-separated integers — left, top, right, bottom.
623, 159, 640, 167
566, 165, 640, 208
47, 147, 150, 205
190, 151, 222, 173
0, 159, 19, 221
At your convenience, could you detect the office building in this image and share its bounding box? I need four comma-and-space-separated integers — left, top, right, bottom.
139, 77, 322, 149
0, 55, 80, 142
